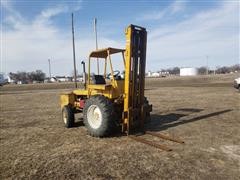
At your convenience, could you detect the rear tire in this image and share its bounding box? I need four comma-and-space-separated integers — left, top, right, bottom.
62, 105, 75, 128
83, 95, 115, 137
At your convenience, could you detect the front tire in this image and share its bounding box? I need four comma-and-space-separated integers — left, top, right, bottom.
62, 105, 75, 128
83, 95, 115, 137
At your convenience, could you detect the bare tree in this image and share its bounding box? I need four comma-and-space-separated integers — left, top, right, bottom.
29, 70, 46, 82
216, 66, 230, 74
171, 67, 180, 75
9, 70, 46, 83
198, 66, 208, 75
229, 64, 240, 72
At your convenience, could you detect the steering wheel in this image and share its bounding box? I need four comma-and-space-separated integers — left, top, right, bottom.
107, 70, 120, 79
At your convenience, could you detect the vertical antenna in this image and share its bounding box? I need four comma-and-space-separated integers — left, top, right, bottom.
72, 13, 77, 88
48, 59, 51, 79
206, 55, 209, 75
94, 18, 99, 74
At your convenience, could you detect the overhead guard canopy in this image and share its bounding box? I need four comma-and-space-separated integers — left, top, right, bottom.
89, 47, 125, 59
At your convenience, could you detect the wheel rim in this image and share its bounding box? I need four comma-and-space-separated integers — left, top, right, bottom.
63, 110, 67, 124
87, 105, 102, 129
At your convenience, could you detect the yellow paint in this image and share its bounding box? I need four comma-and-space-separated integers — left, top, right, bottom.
123, 25, 132, 133
73, 89, 88, 96
88, 84, 112, 90
60, 93, 75, 108
68, 80, 124, 100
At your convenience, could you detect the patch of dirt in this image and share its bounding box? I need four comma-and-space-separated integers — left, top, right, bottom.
220, 145, 240, 161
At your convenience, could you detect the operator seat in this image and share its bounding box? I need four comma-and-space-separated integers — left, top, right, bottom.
92, 75, 106, 84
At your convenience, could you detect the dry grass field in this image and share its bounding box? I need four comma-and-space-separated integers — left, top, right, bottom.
0, 74, 240, 179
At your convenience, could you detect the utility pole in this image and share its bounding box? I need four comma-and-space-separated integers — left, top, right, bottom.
206, 55, 209, 75
48, 59, 51, 79
94, 18, 99, 74
72, 13, 77, 88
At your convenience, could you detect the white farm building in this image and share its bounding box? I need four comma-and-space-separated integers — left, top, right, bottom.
180, 68, 198, 76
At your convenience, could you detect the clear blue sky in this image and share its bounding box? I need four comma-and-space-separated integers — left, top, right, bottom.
1, 0, 239, 75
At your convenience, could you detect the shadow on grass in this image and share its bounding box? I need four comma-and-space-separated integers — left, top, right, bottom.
72, 108, 232, 137
147, 109, 232, 132
176, 108, 204, 113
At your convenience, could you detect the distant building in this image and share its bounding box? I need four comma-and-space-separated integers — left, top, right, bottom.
151, 72, 160, 77
180, 68, 198, 76
147, 71, 169, 77
44, 77, 56, 83
147, 71, 152, 77
55, 76, 72, 82
77, 76, 83, 82
44, 76, 73, 83
8, 76, 15, 83
50, 77, 57, 82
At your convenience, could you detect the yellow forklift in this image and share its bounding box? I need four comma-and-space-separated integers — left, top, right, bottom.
60, 24, 152, 137
60, 24, 184, 150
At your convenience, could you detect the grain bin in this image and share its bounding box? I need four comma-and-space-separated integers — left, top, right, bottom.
180, 68, 198, 76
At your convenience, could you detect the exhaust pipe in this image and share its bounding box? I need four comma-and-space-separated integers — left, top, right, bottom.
81, 61, 86, 89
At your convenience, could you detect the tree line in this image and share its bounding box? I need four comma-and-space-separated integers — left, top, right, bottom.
159, 64, 240, 75
9, 70, 46, 83
8, 64, 240, 83
198, 64, 240, 75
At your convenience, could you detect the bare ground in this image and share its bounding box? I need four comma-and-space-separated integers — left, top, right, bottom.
0, 74, 240, 179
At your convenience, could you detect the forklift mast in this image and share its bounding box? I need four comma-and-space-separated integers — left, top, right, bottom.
123, 25, 147, 134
